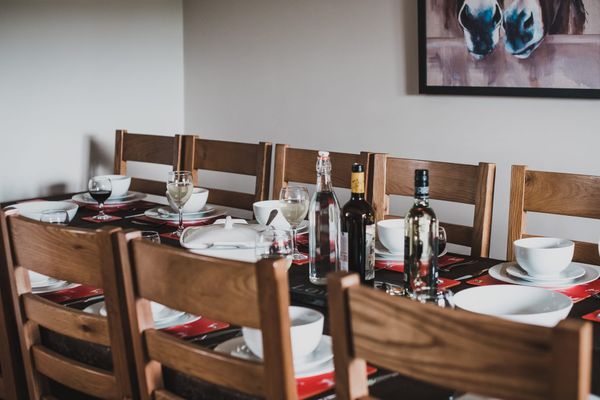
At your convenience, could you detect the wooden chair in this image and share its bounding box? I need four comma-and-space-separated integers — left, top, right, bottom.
328, 271, 593, 400
370, 154, 496, 257
507, 165, 600, 264
115, 232, 297, 399
181, 135, 272, 211
114, 129, 184, 196
0, 210, 135, 399
272, 144, 371, 198
0, 273, 26, 399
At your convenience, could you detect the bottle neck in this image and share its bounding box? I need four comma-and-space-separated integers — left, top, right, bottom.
317, 172, 333, 191
350, 171, 365, 200
414, 185, 429, 206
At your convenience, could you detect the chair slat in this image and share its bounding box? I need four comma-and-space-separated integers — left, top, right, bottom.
0, 375, 5, 395
524, 170, 600, 218
146, 329, 265, 396
23, 294, 110, 346
132, 241, 262, 328
32, 346, 119, 399
130, 177, 170, 197
385, 215, 473, 248
154, 389, 185, 400
205, 188, 256, 211
123, 133, 176, 165
8, 217, 106, 288
193, 139, 260, 176
344, 282, 591, 400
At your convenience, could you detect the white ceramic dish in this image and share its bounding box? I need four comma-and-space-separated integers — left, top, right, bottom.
93, 175, 131, 198
253, 200, 292, 229
72, 191, 146, 206
376, 219, 404, 254
453, 284, 573, 327
506, 263, 585, 283
31, 282, 80, 294
489, 262, 599, 288
513, 237, 574, 278
173, 187, 209, 213
180, 217, 258, 250
6, 201, 79, 222
145, 206, 225, 223
242, 306, 324, 360
215, 336, 334, 378
85, 301, 198, 329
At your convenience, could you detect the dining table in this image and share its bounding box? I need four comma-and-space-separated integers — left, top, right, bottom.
3, 192, 599, 400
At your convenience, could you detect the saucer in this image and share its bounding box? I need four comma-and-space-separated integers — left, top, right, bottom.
506, 263, 585, 283
72, 191, 146, 205
489, 262, 600, 288
215, 336, 334, 378
84, 302, 198, 329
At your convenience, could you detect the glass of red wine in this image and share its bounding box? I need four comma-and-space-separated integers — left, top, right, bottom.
88, 177, 112, 221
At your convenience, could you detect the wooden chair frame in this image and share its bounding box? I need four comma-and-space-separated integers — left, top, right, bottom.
115, 232, 297, 400
181, 135, 272, 211
114, 129, 184, 196
272, 144, 371, 199
0, 210, 135, 399
507, 165, 600, 264
370, 154, 495, 257
328, 271, 593, 400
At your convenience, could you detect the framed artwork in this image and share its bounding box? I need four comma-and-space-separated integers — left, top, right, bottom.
419, 0, 600, 98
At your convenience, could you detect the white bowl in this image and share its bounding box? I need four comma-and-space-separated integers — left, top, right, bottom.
514, 238, 574, 278
242, 306, 324, 360
377, 219, 405, 254
94, 175, 131, 199
180, 187, 209, 213
453, 285, 573, 327
253, 200, 290, 229
6, 201, 79, 222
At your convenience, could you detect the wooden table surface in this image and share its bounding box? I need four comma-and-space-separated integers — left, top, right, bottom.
4, 194, 599, 399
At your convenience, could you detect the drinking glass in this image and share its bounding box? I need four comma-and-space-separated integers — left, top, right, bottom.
166, 171, 194, 237
88, 177, 112, 221
438, 226, 447, 255
410, 286, 455, 308
279, 186, 310, 261
39, 209, 70, 225
141, 231, 161, 244
255, 229, 293, 269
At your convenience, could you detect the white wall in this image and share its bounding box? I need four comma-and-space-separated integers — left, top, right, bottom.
0, 0, 184, 203
183, 0, 600, 259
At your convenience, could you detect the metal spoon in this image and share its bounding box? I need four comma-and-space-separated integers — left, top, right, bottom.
265, 209, 278, 226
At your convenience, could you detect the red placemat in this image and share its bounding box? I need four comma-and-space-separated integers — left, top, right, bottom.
467, 274, 600, 303
135, 215, 221, 228
582, 310, 600, 323
82, 215, 122, 223
41, 285, 103, 303
162, 318, 230, 340
375, 255, 465, 273
297, 365, 377, 400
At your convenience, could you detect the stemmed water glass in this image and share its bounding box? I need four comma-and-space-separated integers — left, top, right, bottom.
166, 171, 194, 237
279, 186, 310, 261
255, 229, 293, 269
40, 209, 70, 225
88, 177, 112, 221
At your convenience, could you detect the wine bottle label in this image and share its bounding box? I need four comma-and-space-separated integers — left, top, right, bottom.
415, 186, 429, 199
351, 172, 365, 194
340, 232, 349, 271
365, 224, 375, 280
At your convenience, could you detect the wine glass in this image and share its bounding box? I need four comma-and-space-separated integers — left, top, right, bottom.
438, 226, 447, 256
410, 286, 455, 308
279, 186, 310, 261
166, 171, 194, 237
40, 209, 70, 225
255, 229, 293, 269
141, 231, 161, 244
88, 177, 112, 221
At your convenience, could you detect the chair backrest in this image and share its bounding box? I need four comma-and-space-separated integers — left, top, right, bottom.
370, 154, 496, 257
507, 165, 600, 263
0, 210, 134, 399
114, 129, 184, 196
0, 272, 26, 399
116, 233, 297, 400
182, 135, 272, 211
328, 272, 593, 400
272, 144, 371, 199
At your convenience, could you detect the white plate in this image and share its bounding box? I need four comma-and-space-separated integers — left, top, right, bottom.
5, 201, 79, 222
72, 191, 146, 206
85, 301, 197, 329
144, 206, 226, 223
489, 262, 600, 288
31, 282, 80, 294
29, 271, 59, 288
150, 206, 215, 220
453, 285, 572, 327
506, 263, 585, 283
215, 336, 334, 378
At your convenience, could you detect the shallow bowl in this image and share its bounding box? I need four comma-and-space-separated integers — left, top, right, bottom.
514, 237, 574, 278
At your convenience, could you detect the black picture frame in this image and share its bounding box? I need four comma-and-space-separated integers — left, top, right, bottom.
418, 0, 600, 99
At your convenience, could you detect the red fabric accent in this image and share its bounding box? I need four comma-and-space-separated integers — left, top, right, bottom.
41, 285, 103, 303
582, 309, 600, 323
161, 318, 230, 340
297, 365, 377, 399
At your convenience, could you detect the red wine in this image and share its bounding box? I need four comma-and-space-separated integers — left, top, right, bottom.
89, 190, 111, 203
341, 163, 375, 286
